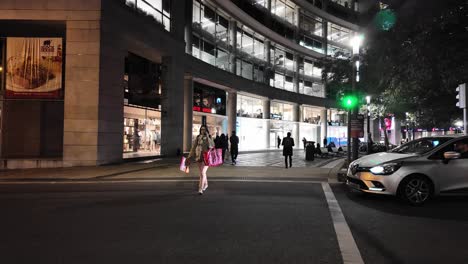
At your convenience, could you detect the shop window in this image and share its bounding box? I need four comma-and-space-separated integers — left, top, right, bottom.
123, 106, 161, 158
193, 82, 226, 116
237, 95, 264, 118
124, 53, 161, 109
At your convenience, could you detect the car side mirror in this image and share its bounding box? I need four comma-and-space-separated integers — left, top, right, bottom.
443, 151, 461, 164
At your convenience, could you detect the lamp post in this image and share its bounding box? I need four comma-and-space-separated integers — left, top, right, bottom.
350, 34, 363, 161
366, 95, 371, 154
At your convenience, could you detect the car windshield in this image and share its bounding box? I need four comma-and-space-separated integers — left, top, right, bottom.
390, 138, 453, 154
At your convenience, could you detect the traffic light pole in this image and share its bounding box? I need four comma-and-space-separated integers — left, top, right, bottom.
351, 56, 359, 161
464, 108, 467, 135
347, 110, 351, 164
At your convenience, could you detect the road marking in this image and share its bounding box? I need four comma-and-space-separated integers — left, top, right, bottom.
0, 179, 324, 185
322, 182, 364, 264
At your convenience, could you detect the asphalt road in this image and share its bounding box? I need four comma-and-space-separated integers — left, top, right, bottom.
1, 180, 468, 264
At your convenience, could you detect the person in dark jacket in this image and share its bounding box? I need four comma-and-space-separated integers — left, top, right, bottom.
277, 136, 281, 149
229, 131, 239, 165
282, 132, 295, 168
220, 134, 228, 162
323, 137, 328, 148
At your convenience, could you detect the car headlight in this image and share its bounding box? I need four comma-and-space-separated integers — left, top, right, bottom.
370, 162, 401, 175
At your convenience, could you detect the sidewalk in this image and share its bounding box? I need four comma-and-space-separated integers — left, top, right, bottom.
0, 152, 345, 182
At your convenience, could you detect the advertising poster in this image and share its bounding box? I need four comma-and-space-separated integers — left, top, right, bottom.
6, 37, 63, 98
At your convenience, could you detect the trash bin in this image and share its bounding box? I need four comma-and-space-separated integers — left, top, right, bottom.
305, 141, 315, 161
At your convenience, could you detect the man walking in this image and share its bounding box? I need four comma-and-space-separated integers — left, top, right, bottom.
277, 136, 281, 149
282, 132, 295, 168
230, 131, 239, 165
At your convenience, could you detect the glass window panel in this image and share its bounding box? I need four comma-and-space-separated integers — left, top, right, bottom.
274, 72, 284, 89
193, 1, 201, 23
304, 60, 313, 76
202, 6, 216, 35
217, 15, 229, 42
285, 76, 294, 91
216, 48, 229, 70
241, 32, 254, 54
283, 103, 293, 121
236, 59, 242, 76
242, 61, 253, 80
253, 38, 265, 60
285, 52, 294, 70
140, 1, 162, 23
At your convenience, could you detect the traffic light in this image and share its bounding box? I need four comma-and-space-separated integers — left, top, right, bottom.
456, 84, 466, 109
339, 93, 359, 110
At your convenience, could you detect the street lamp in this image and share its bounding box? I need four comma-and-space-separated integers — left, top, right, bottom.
366, 96, 371, 154
349, 34, 364, 162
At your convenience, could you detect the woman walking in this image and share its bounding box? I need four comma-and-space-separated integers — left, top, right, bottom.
186, 125, 215, 195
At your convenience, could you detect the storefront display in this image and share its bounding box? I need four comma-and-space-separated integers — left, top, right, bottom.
236, 117, 269, 151
270, 102, 294, 121
269, 120, 298, 148
299, 123, 319, 148
302, 106, 321, 124
123, 105, 161, 158
193, 82, 226, 115
237, 95, 263, 118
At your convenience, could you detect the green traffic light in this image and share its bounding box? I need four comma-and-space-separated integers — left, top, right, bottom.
340, 94, 359, 109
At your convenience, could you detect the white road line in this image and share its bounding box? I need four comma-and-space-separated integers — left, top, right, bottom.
322, 182, 364, 264
0, 179, 324, 185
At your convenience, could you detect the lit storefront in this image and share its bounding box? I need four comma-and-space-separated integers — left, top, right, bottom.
327, 109, 348, 147
192, 82, 228, 140
236, 94, 268, 150
123, 105, 161, 158
123, 52, 162, 158
270, 101, 298, 148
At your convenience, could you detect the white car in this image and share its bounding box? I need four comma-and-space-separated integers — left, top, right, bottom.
346, 135, 468, 205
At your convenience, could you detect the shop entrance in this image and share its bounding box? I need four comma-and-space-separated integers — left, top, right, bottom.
123, 105, 161, 159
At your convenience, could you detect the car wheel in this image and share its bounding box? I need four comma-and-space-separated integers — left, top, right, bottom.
399, 176, 432, 206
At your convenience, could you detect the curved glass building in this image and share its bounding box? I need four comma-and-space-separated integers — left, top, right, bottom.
0, 0, 364, 168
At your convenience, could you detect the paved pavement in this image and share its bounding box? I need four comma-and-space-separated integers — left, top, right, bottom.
0, 151, 345, 182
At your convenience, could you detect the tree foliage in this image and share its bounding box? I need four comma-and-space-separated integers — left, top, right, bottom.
321, 0, 468, 129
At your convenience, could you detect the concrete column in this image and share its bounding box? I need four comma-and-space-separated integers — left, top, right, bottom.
183, 77, 193, 152
263, 98, 271, 119
265, 40, 271, 85
227, 92, 237, 136
320, 108, 328, 143
298, 105, 303, 123
184, 0, 193, 54
293, 104, 300, 122
161, 56, 185, 156
229, 21, 237, 74
63, 18, 103, 166
293, 53, 300, 93
263, 99, 271, 148
322, 21, 328, 55
294, 6, 301, 40
170, 0, 186, 41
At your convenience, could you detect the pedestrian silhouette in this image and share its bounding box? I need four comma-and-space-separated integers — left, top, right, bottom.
230, 131, 239, 165
282, 132, 295, 168
277, 136, 281, 149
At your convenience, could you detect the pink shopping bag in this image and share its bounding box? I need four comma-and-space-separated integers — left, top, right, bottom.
203, 148, 224, 167
179, 157, 190, 173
